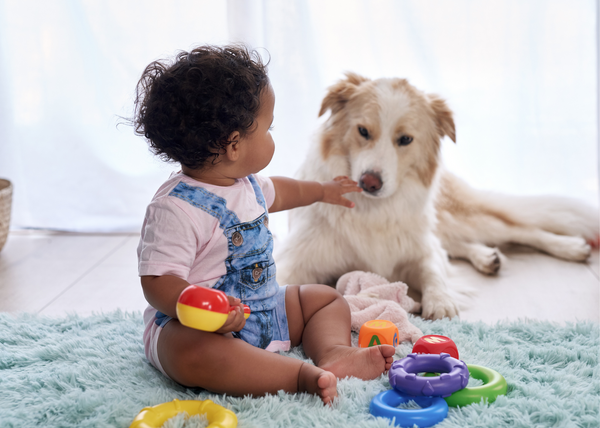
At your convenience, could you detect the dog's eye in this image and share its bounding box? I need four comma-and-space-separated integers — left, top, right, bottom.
398, 135, 413, 146
358, 126, 370, 139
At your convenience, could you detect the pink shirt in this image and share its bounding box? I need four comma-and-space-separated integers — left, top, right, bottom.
137, 172, 276, 286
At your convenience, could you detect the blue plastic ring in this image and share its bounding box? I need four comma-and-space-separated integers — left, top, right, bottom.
370, 389, 449, 427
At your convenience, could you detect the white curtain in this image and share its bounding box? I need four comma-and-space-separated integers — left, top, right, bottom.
0, 0, 597, 240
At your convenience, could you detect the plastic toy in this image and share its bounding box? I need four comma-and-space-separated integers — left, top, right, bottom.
445, 364, 507, 407
129, 399, 237, 428
358, 320, 400, 347
412, 334, 459, 359
371, 335, 508, 427
389, 353, 469, 397
177, 285, 250, 332
370, 390, 448, 428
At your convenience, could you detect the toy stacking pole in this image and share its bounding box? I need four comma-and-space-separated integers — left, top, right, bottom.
176, 285, 250, 332
412, 335, 459, 359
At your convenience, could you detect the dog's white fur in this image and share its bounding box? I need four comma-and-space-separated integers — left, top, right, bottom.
275, 73, 599, 320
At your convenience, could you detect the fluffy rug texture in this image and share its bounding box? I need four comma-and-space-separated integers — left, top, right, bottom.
0, 311, 598, 428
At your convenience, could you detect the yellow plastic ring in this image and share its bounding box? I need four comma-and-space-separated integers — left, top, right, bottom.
129, 399, 237, 428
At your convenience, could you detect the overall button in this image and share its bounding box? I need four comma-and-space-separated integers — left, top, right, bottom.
232, 231, 244, 246
263, 217, 269, 228
252, 267, 263, 282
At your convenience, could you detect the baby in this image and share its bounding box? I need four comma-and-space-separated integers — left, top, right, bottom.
133, 44, 395, 405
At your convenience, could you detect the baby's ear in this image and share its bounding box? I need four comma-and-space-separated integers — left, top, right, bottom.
224, 131, 241, 161
427, 94, 456, 143
319, 72, 370, 117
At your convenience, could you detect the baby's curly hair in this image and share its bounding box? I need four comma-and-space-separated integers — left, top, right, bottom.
132, 44, 270, 169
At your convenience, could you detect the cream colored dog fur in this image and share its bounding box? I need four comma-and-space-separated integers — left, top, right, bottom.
275, 73, 598, 320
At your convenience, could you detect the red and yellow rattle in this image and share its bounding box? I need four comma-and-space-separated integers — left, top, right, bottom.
176, 285, 251, 332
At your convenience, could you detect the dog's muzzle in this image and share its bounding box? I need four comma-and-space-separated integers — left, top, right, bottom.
359, 171, 383, 194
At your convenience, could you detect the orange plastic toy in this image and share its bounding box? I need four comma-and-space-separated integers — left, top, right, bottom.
412, 335, 459, 359
176, 286, 250, 332
358, 320, 400, 348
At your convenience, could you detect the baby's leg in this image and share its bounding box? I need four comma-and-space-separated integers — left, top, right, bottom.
286, 284, 395, 380
157, 320, 337, 405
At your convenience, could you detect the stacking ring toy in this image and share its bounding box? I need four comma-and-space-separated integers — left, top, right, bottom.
369, 390, 448, 428
177, 286, 250, 332
389, 353, 469, 397
445, 364, 507, 407
129, 399, 237, 428
412, 334, 459, 359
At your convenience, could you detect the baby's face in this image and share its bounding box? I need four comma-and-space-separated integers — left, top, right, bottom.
237, 84, 276, 175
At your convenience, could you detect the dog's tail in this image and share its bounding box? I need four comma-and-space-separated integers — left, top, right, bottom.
439, 171, 599, 246
477, 193, 597, 244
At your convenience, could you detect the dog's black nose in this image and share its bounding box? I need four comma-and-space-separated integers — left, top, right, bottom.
359, 172, 383, 193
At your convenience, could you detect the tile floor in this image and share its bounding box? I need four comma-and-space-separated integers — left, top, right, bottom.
0, 230, 598, 324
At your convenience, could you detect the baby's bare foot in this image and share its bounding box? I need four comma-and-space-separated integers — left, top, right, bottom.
298, 362, 338, 405
316, 371, 337, 405
318, 345, 396, 380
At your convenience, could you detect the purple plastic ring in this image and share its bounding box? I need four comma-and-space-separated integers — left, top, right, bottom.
389, 353, 469, 397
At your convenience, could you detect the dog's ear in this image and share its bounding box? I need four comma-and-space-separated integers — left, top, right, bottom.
319, 72, 370, 117
428, 95, 456, 143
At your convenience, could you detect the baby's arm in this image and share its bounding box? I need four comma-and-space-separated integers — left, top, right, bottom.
269, 176, 362, 213
141, 275, 246, 333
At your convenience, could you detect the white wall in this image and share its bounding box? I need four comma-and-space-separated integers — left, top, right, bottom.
0, 0, 596, 240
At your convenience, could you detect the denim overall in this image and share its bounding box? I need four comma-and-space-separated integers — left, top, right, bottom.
154, 175, 289, 350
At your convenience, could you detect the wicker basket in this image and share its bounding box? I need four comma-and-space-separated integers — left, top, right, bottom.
0, 179, 12, 252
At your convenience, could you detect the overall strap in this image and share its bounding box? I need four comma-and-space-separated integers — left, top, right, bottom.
247, 174, 267, 211
169, 182, 240, 229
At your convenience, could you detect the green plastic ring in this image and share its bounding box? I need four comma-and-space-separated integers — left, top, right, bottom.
444, 364, 507, 407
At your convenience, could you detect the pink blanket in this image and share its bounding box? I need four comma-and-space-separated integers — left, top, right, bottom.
336, 271, 423, 344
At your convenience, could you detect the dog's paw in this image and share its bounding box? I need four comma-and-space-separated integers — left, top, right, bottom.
471, 247, 502, 275
548, 236, 592, 262
421, 290, 459, 320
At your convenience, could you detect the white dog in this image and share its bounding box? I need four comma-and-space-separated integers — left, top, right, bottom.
275, 72, 598, 320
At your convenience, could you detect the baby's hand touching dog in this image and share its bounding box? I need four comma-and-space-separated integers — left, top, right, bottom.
215, 296, 247, 334
321, 176, 362, 208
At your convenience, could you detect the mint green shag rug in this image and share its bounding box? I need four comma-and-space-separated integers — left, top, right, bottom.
0, 311, 598, 428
